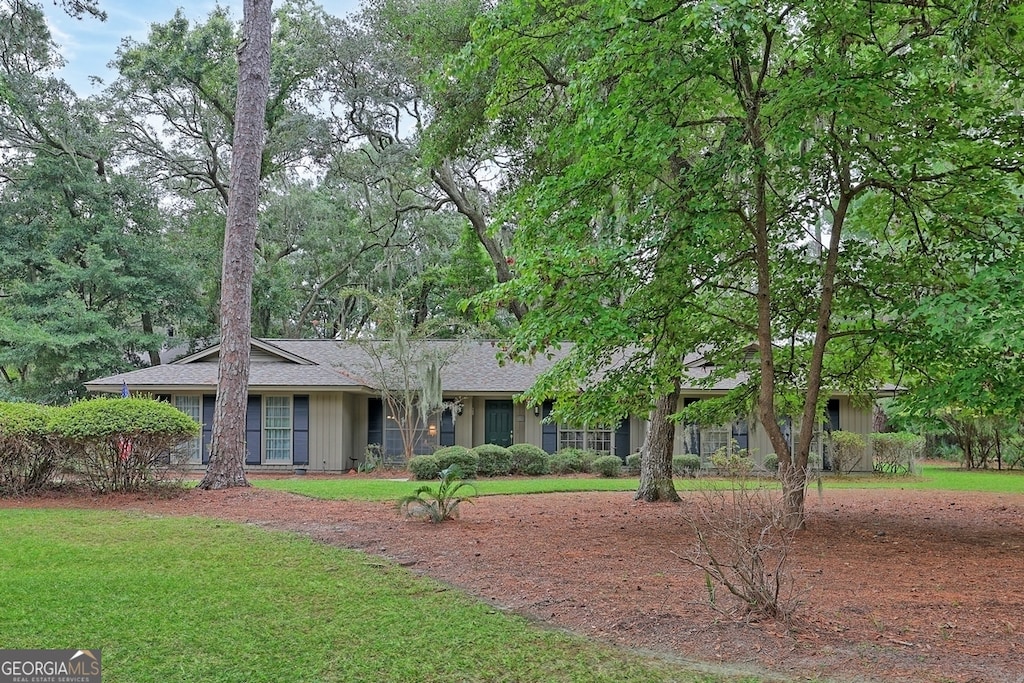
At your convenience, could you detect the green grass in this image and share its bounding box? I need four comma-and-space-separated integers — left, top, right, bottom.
253, 463, 1024, 501
822, 463, 1024, 494
253, 475, 647, 501
0, 509, 744, 683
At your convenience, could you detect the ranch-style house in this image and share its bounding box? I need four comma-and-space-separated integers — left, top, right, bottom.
85, 338, 880, 473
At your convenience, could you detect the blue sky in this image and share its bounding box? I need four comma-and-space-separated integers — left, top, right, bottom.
43, 1, 362, 96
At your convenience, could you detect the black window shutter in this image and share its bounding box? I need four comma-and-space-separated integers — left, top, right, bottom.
440, 407, 455, 447
827, 399, 840, 432
245, 395, 262, 465
367, 398, 383, 449
541, 400, 557, 454
614, 419, 631, 461
293, 396, 309, 466
732, 418, 749, 451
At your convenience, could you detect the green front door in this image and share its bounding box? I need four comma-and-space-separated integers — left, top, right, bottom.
484, 400, 514, 447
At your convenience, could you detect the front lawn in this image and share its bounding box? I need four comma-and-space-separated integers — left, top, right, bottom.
0, 509, 737, 683
252, 463, 1024, 501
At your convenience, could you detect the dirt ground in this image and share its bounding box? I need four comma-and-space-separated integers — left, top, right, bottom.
5, 477, 1024, 683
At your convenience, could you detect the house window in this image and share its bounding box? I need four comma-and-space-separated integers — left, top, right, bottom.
683, 398, 740, 465
264, 396, 292, 463
686, 421, 746, 466
558, 427, 613, 454
172, 395, 201, 464
699, 424, 731, 461
382, 406, 437, 461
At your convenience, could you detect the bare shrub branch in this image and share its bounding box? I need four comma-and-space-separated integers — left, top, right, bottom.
678, 477, 801, 622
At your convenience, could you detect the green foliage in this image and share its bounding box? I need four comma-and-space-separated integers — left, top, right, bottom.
0, 402, 60, 494
872, 432, 925, 476
408, 454, 440, 480
672, 455, 702, 477
624, 452, 641, 475
0, 153, 200, 403
559, 448, 601, 470
591, 455, 623, 478
50, 397, 199, 439
439, 0, 1024, 532
711, 448, 754, 479
433, 445, 478, 478
548, 448, 597, 474
471, 443, 513, 477
935, 408, 1017, 470
762, 454, 779, 472
547, 453, 578, 475
397, 466, 477, 522
49, 397, 199, 493
359, 444, 385, 473
932, 441, 964, 463
508, 443, 550, 475
828, 431, 866, 475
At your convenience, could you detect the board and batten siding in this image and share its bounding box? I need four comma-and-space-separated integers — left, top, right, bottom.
308, 392, 347, 471
838, 396, 874, 471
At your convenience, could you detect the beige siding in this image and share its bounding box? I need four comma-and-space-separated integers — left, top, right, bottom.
839, 397, 875, 471
454, 399, 474, 448
346, 393, 370, 469
513, 403, 527, 444
522, 405, 545, 449
308, 393, 346, 472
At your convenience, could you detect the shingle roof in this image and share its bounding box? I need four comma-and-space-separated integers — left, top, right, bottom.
270, 339, 567, 393
84, 337, 886, 397
85, 339, 566, 395
85, 354, 364, 394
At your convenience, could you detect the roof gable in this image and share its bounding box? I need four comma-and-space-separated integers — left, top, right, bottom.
172, 338, 316, 366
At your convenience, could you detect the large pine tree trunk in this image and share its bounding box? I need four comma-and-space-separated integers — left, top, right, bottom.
635, 382, 681, 503
198, 0, 273, 490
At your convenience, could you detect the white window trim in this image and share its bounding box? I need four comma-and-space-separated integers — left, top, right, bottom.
263, 395, 293, 465
172, 394, 202, 465
557, 426, 614, 455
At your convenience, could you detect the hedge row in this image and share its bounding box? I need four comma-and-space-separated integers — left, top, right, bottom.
408, 445, 621, 480
0, 398, 200, 495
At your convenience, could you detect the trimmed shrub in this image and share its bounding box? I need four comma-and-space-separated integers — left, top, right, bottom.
50, 397, 200, 493
433, 445, 478, 478
508, 443, 550, 476
762, 453, 779, 472
592, 455, 623, 477
672, 454, 702, 477
873, 432, 925, 475
828, 430, 866, 474
556, 448, 601, 472
472, 444, 513, 477
548, 452, 581, 475
408, 454, 440, 480
0, 402, 61, 495
625, 452, 641, 475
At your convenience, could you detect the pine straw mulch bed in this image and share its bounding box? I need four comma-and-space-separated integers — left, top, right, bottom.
4, 480, 1023, 683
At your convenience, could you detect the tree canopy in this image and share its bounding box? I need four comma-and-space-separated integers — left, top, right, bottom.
433, 0, 1024, 524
